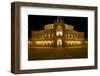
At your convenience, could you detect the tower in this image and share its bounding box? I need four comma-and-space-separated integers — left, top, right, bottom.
53, 16, 65, 47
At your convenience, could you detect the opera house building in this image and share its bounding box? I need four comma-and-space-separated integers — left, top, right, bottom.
28, 17, 87, 47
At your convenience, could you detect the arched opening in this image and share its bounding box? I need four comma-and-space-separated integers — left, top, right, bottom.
56, 25, 63, 36
57, 39, 62, 47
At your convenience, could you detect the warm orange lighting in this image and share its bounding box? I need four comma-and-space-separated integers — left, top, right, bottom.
30, 17, 86, 47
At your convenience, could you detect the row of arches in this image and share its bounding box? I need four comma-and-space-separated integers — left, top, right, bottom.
34, 40, 82, 46
44, 24, 54, 30
44, 24, 74, 30
40, 33, 82, 39
41, 33, 54, 38
35, 40, 54, 46
65, 33, 77, 38
65, 41, 82, 46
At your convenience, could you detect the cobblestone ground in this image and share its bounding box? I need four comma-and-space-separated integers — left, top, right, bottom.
28, 47, 88, 60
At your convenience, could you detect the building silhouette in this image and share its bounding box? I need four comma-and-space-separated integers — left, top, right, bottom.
28, 17, 87, 47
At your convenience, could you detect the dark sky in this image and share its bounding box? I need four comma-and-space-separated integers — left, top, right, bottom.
28, 15, 88, 39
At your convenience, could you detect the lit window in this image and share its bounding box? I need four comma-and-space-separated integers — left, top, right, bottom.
56, 30, 63, 36
68, 33, 70, 37
57, 39, 62, 46
48, 34, 50, 37
45, 34, 47, 37
56, 25, 63, 36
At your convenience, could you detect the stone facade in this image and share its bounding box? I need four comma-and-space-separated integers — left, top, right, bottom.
29, 17, 86, 47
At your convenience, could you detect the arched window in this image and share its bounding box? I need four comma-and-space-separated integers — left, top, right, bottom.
45, 34, 47, 37
56, 31, 63, 36
56, 25, 63, 36
48, 33, 50, 37
71, 34, 73, 38
52, 34, 54, 37
57, 39, 62, 46
68, 33, 70, 38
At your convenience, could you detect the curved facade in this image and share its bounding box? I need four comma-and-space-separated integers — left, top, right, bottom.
29, 17, 86, 47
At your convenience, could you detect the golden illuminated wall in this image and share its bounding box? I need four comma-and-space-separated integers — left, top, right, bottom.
29, 22, 85, 47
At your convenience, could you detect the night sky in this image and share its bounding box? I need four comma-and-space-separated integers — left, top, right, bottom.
28, 15, 88, 39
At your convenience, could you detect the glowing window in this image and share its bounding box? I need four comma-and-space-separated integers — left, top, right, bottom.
57, 39, 62, 46
56, 31, 63, 36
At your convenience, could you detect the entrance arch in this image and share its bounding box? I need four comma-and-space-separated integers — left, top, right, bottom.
57, 39, 62, 47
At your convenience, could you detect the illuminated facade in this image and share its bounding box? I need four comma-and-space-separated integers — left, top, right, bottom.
29, 17, 86, 47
